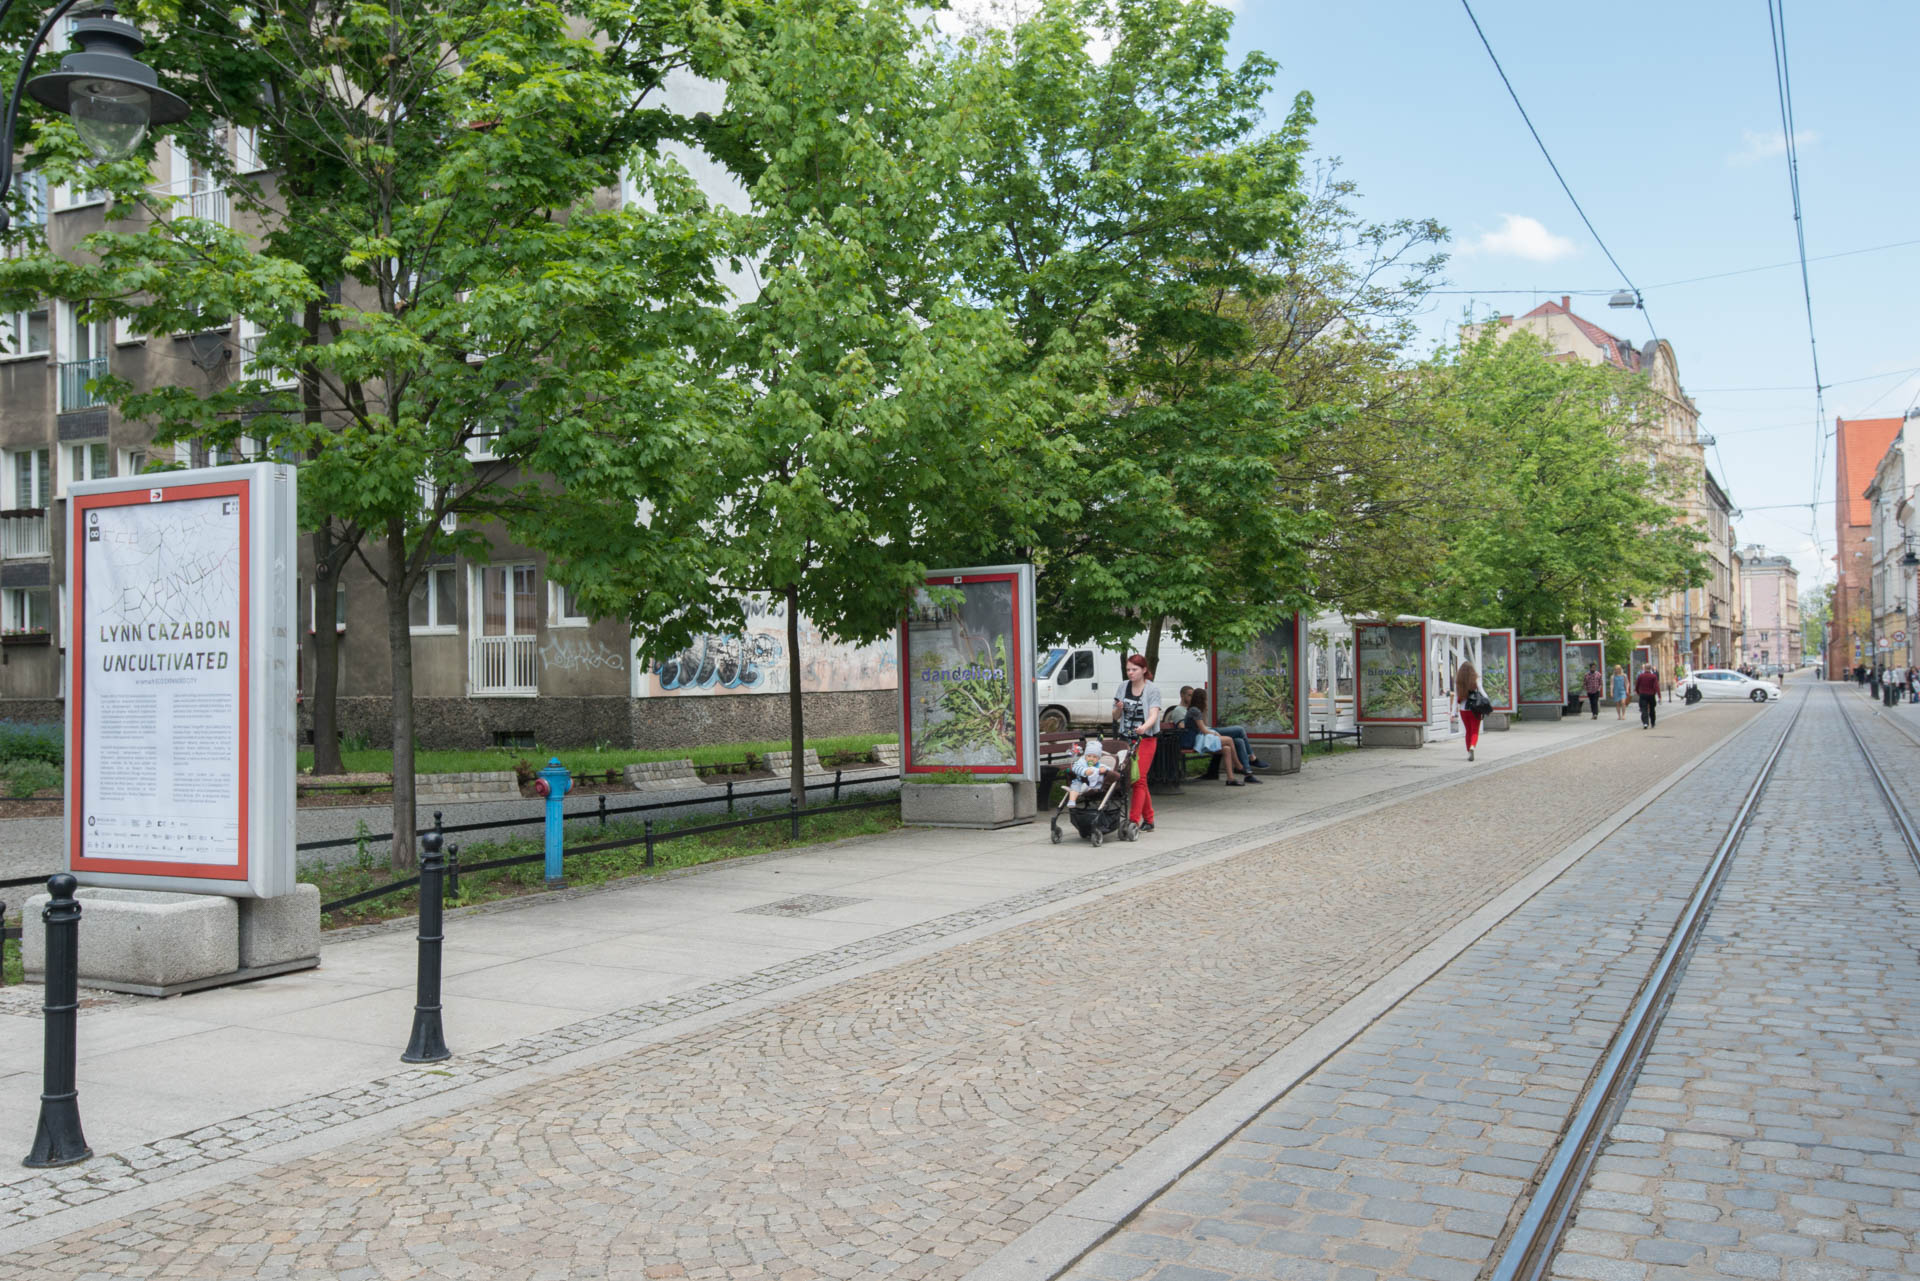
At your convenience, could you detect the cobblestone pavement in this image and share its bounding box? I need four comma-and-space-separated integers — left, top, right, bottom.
1060, 691, 1797, 1281
0, 704, 1754, 1279
1544, 687, 1920, 1281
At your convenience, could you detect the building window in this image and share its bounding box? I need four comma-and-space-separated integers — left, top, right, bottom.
549, 581, 588, 627
119, 447, 155, 476
8, 448, 51, 509
12, 172, 47, 228
409, 566, 458, 633
52, 181, 106, 211
2, 586, 50, 633
308, 582, 346, 634
62, 440, 110, 495
0, 301, 49, 358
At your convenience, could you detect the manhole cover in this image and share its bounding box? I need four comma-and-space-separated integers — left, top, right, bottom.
741, 894, 867, 917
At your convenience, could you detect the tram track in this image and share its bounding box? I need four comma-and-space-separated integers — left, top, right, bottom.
1490, 682, 1920, 1281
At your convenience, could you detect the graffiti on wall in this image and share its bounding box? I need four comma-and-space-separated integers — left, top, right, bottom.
642, 594, 898, 696
539, 633, 628, 674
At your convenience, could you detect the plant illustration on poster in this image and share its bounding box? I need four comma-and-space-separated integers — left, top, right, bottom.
1218, 621, 1297, 735
906, 579, 1017, 767
1357, 622, 1423, 721
1517, 638, 1565, 704
1483, 640, 1512, 707
1566, 640, 1603, 698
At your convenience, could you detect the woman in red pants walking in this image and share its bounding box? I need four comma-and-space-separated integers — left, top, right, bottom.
1111, 654, 1165, 836
1456, 658, 1485, 762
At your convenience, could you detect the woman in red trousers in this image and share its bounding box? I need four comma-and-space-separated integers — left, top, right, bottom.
1456, 658, 1484, 762
1111, 654, 1165, 836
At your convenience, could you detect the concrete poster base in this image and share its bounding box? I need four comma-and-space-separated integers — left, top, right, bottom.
1521, 703, 1565, 720
901, 779, 1037, 829
1483, 712, 1512, 732
24, 884, 321, 998
1255, 743, 1303, 775
1360, 724, 1426, 749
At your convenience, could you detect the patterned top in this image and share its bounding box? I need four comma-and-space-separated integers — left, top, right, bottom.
1115, 679, 1163, 735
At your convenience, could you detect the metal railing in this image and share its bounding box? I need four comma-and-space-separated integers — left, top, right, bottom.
57, 356, 107, 412
184, 177, 228, 225
469, 634, 538, 694
0, 511, 48, 558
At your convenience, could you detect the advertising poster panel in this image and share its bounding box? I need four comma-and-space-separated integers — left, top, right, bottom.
1209, 612, 1306, 741
1631, 644, 1652, 677
1355, 620, 1426, 723
1482, 629, 1518, 714
900, 565, 1037, 780
68, 465, 297, 897
1516, 635, 1568, 707
1565, 639, 1605, 706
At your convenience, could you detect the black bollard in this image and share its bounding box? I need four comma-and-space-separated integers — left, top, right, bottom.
598, 794, 607, 828
444, 844, 460, 902
401, 823, 451, 1063
789, 796, 801, 841
25, 874, 91, 1168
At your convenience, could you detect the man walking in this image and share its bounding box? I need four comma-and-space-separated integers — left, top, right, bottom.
1636, 664, 1661, 729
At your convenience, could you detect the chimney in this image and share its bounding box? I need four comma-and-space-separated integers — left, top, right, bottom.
1561, 295, 1570, 310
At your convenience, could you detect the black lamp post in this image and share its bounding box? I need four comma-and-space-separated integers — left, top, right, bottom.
0, 2, 189, 233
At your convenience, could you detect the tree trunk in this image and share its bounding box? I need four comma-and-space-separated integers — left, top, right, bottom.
309, 532, 345, 774
786, 585, 804, 807
385, 519, 418, 870
1144, 615, 1165, 679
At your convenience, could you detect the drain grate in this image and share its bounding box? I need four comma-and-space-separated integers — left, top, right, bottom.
741, 893, 867, 918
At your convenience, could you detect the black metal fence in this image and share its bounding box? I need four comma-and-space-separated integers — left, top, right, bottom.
319, 789, 897, 915
0, 899, 19, 987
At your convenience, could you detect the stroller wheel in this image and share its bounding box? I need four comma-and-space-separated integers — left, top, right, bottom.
1091, 829, 1103, 847
1050, 824, 1062, 845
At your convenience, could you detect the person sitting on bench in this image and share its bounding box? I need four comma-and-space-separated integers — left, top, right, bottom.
1183, 690, 1261, 786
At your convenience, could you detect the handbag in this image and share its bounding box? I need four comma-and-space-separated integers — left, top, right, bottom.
1198, 731, 1223, 753
1464, 689, 1492, 717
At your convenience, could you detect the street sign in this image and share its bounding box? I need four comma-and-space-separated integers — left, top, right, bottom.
1896, 631, 1908, 643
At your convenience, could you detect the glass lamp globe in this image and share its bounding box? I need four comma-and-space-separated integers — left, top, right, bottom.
68, 78, 152, 161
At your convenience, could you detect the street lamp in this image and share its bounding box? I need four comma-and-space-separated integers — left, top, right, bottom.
0, 3, 188, 232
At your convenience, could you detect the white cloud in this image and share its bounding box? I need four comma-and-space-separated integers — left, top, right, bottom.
1728, 128, 1819, 167
1466, 214, 1579, 263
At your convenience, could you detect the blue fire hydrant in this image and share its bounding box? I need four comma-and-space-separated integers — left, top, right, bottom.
534, 757, 571, 886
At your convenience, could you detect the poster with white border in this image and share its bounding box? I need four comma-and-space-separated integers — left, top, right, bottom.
67, 464, 297, 897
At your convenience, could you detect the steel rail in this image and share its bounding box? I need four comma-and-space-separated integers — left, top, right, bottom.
1488, 691, 1805, 1281
1829, 685, 1920, 873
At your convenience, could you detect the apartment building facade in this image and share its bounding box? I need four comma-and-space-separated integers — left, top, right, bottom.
1738, 544, 1801, 670
1828, 415, 1904, 676
1863, 424, 1919, 671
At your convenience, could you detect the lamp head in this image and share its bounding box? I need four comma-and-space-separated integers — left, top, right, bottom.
25, 6, 189, 162
1608, 289, 1640, 309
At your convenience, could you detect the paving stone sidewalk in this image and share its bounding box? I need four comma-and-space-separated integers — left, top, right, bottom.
1545, 687, 1920, 1281
0, 703, 1754, 1278
1060, 690, 1794, 1281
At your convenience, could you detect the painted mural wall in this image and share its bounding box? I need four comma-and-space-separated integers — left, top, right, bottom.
637, 595, 898, 697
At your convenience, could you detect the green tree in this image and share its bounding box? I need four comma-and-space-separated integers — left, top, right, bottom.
1425, 329, 1706, 638
945, 0, 1319, 668
1, 0, 732, 864
1800, 580, 1831, 667
539, 0, 1072, 805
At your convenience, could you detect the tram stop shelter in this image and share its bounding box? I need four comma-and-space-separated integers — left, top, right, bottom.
1350, 616, 1486, 748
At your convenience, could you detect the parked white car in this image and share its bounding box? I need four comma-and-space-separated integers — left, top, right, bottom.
1678, 669, 1781, 703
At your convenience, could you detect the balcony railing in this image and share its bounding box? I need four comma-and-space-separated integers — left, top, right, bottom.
183, 175, 228, 225
470, 634, 538, 695
0, 510, 49, 558
58, 356, 108, 411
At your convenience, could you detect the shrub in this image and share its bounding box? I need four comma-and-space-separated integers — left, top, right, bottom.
0, 721, 61, 767
3, 759, 62, 798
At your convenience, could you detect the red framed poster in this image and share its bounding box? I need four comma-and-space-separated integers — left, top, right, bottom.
1516, 635, 1568, 707
1354, 619, 1428, 724
900, 564, 1037, 779
1208, 612, 1306, 741
1482, 628, 1519, 715
67, 464, 297, 897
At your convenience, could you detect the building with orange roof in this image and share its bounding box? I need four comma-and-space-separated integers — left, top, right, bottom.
1829, 414, 1903, 674
1465, 298, 1740, 675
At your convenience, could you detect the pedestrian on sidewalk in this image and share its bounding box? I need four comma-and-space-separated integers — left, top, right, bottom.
1582, 663, 1603, 718
1636, 664, 1661, 728
1112, 654, 1164, 835
1456, 658, 1485, 761
1182, 689, 1258, 785
1611, 664, 1629, 719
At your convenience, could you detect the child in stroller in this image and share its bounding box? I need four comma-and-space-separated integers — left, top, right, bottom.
1050, 736, 1135, 847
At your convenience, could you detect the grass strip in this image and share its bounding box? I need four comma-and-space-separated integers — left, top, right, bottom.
297, 733, 899, 778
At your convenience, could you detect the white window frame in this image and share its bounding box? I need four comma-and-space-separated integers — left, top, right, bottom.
236, 313, 297, 386
0, 299, 50, 359
8, 447, 51, 509
202, 434, 259, 467
234, 124, 264, 174
56, 301, 106, 363
51, 180, 106, 211
119, 446, 156, 477
1, 586, 50, 634
59, 438, 111, 496
307, 582, 346, 635
12, 172, 47, 228
548, 581, 589, 628
416, 476, 457, 532
409, 565, 459, 635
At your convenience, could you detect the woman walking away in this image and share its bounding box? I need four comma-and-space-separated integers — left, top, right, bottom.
1611, 664, 1629, 719
1456, 658, 1485, 762
1112, 654, 1165, 836
1582, 663, 1603, 718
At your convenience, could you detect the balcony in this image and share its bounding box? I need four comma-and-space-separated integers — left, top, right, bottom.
58, 356, 108, 411
0, 509, 49, 558
182, 175, 228, 226
470, 634, 538, 695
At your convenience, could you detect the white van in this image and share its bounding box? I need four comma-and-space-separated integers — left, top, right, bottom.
1035, 635, 1211, 731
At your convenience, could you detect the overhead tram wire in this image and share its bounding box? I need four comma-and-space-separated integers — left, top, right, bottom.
1765, 0, 1828, 565
1427, 236, 1920, 298
1456, 0, 1656, 343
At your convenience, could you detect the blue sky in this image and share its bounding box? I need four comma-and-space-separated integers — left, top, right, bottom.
1227, 0, 1920, 593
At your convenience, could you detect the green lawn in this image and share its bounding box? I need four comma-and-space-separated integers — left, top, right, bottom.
299, 732, 899, 777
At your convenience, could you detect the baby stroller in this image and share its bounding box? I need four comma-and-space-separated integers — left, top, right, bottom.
1049, 736, 1136, 847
